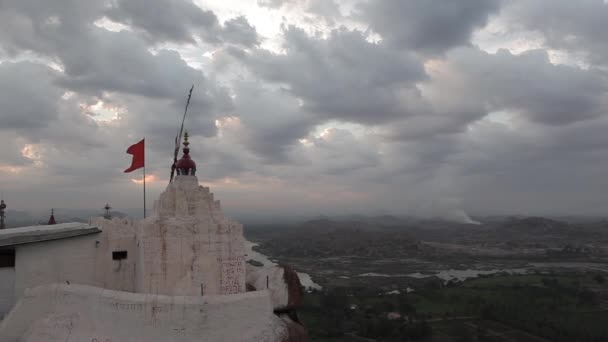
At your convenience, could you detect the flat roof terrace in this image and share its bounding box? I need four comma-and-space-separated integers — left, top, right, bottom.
0, 223, 101, 247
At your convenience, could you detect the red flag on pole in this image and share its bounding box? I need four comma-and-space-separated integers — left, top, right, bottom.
124, 139, 145, 173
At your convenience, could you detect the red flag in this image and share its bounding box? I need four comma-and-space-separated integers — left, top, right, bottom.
124, 139, 145, 173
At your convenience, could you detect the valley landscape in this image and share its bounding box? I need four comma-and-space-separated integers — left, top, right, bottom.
246, 216, 608, 342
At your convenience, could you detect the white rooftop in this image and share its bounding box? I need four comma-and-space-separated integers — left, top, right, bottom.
0, 223, 101, 247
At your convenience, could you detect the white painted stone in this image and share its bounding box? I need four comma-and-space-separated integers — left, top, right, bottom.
0, 268, 15, 320
138, 175, 246, 296
0, 174, 302, 341
0, 284, 288, 342
246, 264, 290, 310
12, 218, 139, 298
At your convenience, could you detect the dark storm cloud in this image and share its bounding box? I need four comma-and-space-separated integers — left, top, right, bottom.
0, 0, 101, 57
229, 81, 316, 162
508, 0, 608, 66
105, 0, 261, 47
357, 0, 501, 54
0, 0, 210, 101
0, 0, 232, 198
235, 26, 426, 125
0, 0, 259, 61
104, 0, 219, 44
57, 29, 206, 99
0, 62, 61, 131
0, 0, 231, 143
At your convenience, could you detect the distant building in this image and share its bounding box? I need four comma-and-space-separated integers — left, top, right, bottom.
47, 209, 56, 225
0, 200, 6, 230
103, 203, 112, 220
0, 136, 307, 341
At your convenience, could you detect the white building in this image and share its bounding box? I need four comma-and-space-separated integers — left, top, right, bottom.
0, 135, 308, 342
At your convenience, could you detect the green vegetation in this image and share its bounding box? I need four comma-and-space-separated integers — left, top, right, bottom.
300, 273, 608, 342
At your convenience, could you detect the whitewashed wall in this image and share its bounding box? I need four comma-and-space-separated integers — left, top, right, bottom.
0, 267, 15, 320
138, 176, 246, 296
0, 284, 288, 342
13, 234, 100, 298
13, 220, 138, 299
90, 217, 138, 292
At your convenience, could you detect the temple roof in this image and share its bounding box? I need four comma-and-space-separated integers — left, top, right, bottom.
0, 222, 101, 247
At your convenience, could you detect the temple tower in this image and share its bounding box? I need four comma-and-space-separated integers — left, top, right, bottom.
136, 133, 246, 296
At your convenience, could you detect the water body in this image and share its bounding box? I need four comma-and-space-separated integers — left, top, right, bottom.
530, 262, 608, 273
361, 262, 608, 283
245, 241, 323, 290
359, 268, 529, 282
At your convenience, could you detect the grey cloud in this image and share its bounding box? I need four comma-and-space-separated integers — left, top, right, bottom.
228, 81, 316, 162
235, 26, 426, 125
444, 116, 608, 215
0, 1, 212, 101
303, 128, 381, 175
0, 0, 103, 57
257, 0, 285, 8
0, 0, 231, 131
104, 0, 220, 44
385, 46, 606, 149
57, 30, 206, 99
442, 48, 606, 125
257, 0, 340, 13
0, 62, 61, 131
0, 61, 106, 150
508, 0, 608, 66
357, 0, 501, 54
105, 0, 260, 47
219, 16, 261, 48
2, 0, 608, 217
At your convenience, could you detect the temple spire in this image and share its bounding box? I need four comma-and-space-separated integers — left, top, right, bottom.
175, 130, 196, 176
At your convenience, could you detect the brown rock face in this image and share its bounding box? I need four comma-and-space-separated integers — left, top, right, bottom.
281, 265, 304, 310
278, 314, 309, 342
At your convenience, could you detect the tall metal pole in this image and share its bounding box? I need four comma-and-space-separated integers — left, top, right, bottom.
170, 85, 194, 184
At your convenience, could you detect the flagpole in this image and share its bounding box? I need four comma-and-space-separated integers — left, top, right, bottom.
143, 137, 146, 219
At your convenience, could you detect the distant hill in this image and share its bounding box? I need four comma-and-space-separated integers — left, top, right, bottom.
257, 218, 423, 258
501, 216, 572, 233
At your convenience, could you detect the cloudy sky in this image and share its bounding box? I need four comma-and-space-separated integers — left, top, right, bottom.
1, 0, 607, 219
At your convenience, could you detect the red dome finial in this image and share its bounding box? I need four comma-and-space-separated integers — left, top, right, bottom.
175, 130, 196, 176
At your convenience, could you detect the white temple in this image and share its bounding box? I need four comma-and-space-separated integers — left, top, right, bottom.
0, 134, 308, 342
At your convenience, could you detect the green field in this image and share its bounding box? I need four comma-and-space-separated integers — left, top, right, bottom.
300, 272, 608, 342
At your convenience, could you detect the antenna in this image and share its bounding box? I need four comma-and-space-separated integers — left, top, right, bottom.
170, 85, 194, 183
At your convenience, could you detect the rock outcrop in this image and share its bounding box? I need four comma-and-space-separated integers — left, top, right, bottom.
246, 264, 309, 342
